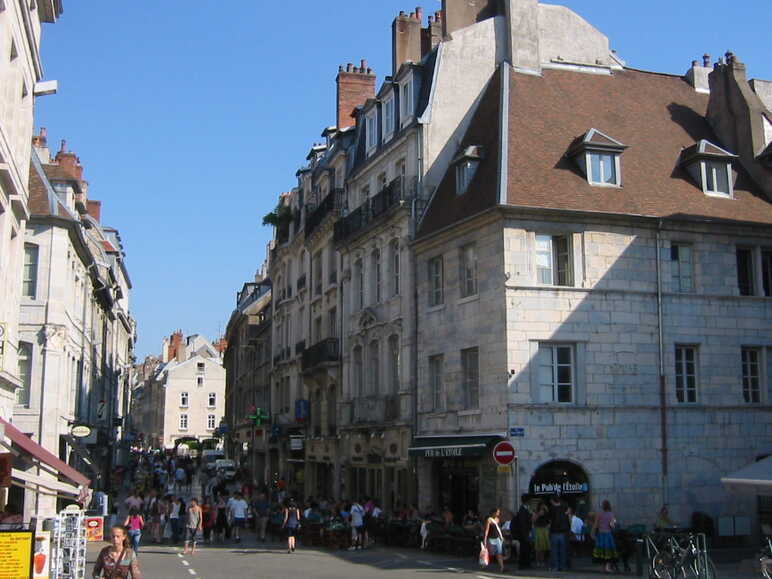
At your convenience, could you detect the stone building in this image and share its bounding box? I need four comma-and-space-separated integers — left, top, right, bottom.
0, 0, 62, 420
412, 0, 772, 528
134, 332, 226, 450
224, 276, 272, 485
11, 132, 135, 519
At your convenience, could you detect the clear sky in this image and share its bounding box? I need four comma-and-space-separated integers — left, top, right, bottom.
35, 1, 772, 359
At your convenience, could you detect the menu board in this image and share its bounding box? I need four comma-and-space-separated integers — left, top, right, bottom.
0, 530, 33, 579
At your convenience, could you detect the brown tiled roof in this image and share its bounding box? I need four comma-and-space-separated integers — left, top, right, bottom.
418, 68, 501, 236
505, 67, 772, 224
419, 66, 772, 239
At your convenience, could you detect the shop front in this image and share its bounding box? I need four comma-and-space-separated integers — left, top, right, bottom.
528, 459, 591, 515
410, 434, 504, 521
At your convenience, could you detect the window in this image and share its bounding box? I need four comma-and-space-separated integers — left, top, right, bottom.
366, 112, 378, 153
536, 235, 573, 286
179, 414, 188, 430
742, 348, 761, 404
353, 346, 364, 396
459, 244, 477, 298
391, 240, 400, 296
196, 376, 204, 387
328, 308, 337, 338
388, 334, 400, 393
588, 152, 618, 185
372, 249, 381, 303
536, 344, 574, 403
360, 185, 370, 207
428, 256, 444, 306
383, 94, 395, 141
456, 160, 479, 195
207, 414, 216, 430
368, 340, 380, 395
763, 250, 772, 297
429, 354, 444, 410
670, 244, 694, 293
16, 342, 32, 406
675, 346, 698, 403
208, 393, 216, 407
313, 251, 323, 295
22, 244, 38, 298
355, 259, 364, 309
736, 248, 754, 296
180, 392, 189, 407
703, 160, 731, 196
400, 77, 414, 125
461, 347, 479, 409
314, 316, 322, 343
197, 362, 205, 373
377, 172, 387, 192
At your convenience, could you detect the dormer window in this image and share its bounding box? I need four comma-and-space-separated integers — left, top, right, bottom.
365, 110, 378, 156
452, 146, 484, 196
399, 75, 414, 128
382, 93, 395, 142
568, 128, 627, 187
679, 139, 737, 198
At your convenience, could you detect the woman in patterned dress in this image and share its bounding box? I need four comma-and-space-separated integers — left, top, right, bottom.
92, 525, 142, 579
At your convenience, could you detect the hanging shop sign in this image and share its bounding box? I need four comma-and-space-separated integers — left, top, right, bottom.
529, 460, 590, 496
0, 530, 33, 579
70, 425, 92, 438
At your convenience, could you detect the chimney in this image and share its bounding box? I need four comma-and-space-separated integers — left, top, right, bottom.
336, 60, 376, 130
422, 12, 443, 56
441, 0, 499, 38
503, 0, 540, 73
54, 139, 84, 180
685, 54, 712, 94
167, 330, 184, 362
392, 8, 423, 76
31, 127, 52, 163
86, 200, 101, 222
31, 127, 47, 148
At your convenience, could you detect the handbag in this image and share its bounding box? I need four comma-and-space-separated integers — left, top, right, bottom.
479, 541, 490, 567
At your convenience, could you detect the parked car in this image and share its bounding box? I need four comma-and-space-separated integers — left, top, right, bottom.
214, 459, 236, 479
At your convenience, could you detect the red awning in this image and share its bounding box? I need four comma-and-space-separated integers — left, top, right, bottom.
0, 417, 90, 488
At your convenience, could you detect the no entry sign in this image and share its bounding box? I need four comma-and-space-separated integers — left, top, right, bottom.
492, 441, 516, 465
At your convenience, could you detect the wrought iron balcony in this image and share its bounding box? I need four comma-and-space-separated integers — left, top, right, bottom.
296, 274, 306, 292
334, 176, 414, 243
295, 340, 306, 355
301, 338, 340, 372
305, 189, 342, 238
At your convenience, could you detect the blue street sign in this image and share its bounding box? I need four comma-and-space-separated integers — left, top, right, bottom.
510, 427, 525, 437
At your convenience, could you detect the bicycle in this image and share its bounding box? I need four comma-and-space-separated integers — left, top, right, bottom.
760, 535, 772, 579
646, 531, 716, 579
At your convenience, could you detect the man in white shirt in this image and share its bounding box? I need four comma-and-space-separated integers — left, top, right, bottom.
229, 492, 249, 542
349, 501, 365, 550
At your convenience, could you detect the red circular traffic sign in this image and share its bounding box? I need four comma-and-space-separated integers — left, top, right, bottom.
492, 441, 516, 465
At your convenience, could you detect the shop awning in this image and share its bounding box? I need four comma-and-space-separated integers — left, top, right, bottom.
0, 417, 90, 489
721, 456, 772, 496
408, 434, 504, 458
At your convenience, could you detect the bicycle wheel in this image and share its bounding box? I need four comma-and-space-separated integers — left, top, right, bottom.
703, 558, 716, 579
763, 560, 772, 579
650, 554, 674, 579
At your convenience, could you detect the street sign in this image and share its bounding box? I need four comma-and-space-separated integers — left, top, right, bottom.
492, 441, 516, 466
509, 427, 525, 437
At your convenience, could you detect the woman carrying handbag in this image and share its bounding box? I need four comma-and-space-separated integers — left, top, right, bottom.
482, 507, 506, 573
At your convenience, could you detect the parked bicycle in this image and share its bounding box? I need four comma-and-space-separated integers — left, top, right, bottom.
760, 535, 772, 579
645, 531, 716, 579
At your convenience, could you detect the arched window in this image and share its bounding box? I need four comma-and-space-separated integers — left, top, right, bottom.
355, 259, 364, 309
391, 240, 400, 297
368, 340, 380, 395
353, 346, 364, 396
16, 342, 32, 406
372, 249, 381, 303
388, 334, 400, 393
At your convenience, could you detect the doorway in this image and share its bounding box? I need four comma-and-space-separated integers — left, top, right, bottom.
437, 460, 480, 522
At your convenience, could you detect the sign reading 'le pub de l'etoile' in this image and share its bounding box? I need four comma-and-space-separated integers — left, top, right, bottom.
532, 481, 589, 495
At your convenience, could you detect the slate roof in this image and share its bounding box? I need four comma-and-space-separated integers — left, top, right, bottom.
419, 65, 772, 238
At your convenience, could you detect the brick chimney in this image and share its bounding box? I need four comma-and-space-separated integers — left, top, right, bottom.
336, 60, 376, 130
31, 127, 47, 148
86, 200, 101, 222
441, 0, 500, 38
54, 139, 84, 180
422, 11, 443, 56
214, 337, 228, 354
168, 330, 184, 362
392, 8, 422, 76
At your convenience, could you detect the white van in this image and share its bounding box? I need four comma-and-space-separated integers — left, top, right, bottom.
214, 459, 237, 479
202, 449, 224, 472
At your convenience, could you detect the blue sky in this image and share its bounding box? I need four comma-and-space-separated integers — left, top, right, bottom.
35, 1, 772, 359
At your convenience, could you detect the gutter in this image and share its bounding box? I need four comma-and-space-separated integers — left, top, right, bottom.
655, 221, 668, 505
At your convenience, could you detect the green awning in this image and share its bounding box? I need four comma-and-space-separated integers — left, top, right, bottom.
408, 435, 503, 458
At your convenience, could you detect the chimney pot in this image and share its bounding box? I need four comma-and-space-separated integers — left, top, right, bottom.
399, 10, 405, 16
347, 63, 353, 72
59, 139, 66, 153
428, 14, 434, 23
40, 127, 47, 137
703, 53, 711, 67
691, 60, 698, 67
360, 59, 367, 71
416, 6, 423, 21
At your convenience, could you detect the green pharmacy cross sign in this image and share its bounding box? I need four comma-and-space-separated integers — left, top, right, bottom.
248, 407, 269, 426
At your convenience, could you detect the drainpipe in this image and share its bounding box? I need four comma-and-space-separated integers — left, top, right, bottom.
655, 221, 669, 505
411, 126, 424, 506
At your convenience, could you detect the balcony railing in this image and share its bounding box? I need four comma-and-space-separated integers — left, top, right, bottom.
334, 176, 414, 243
296, 274, 306, 292
301, 338, 340, 372
304, 189, 341, 238
295, 340, 306, 355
